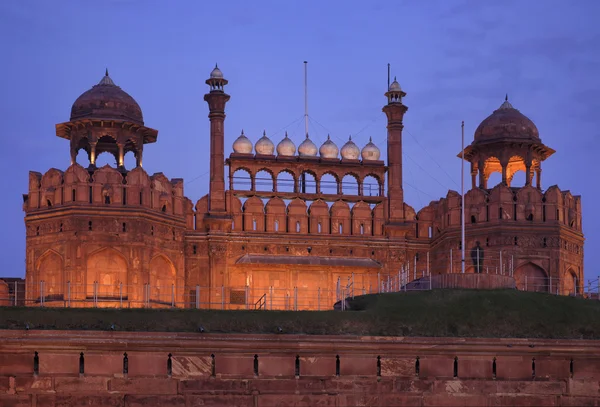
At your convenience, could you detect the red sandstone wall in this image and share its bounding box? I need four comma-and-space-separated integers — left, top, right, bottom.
1, 331, 599, 406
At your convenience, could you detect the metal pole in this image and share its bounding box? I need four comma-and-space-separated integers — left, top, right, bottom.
525, 276, 528, 291
414, 255, 417, 280
511, 255, 514, 276
352, 273, 355, 298
270, 286, 273, 310
295, 286, 298, 311
171, 284, 175, 308
318, 287, 320, 311
120, 283, 123, 308
377, 272, 381, 293
14, 281, 17, 307
304, 61, 308, 137
195, 285, 200, 309
461, 121, 466, 274
450, 249, 453, 274
67, 281, 71, 308
40, 281, 44, 307
499, 251, 503, 275
221, 286, 224, 310
427, 252, 430, 276
476, 248, 480, 273
245, 285, 249, 310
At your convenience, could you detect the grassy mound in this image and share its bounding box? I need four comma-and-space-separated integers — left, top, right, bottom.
1, 289, 600, 339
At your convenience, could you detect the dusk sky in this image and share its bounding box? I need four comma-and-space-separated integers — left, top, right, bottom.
0, 0, 598, 280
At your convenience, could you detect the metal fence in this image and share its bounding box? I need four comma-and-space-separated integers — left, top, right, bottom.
1, 273, 597, 311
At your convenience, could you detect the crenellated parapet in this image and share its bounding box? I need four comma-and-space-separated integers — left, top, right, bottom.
24, 164, 186, 218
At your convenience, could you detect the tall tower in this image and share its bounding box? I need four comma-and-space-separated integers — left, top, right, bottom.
382, 77, 408, 223
204, 65, 230, 215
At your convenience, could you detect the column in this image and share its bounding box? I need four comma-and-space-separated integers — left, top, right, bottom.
525, 160, 532, 186
90, 142, 97, 166
117, 143, 125, 168
536, 168, 542, 189
478, 160, 486, 189
501, 163, 508, 186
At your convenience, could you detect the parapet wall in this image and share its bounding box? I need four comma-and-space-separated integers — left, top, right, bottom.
0, 330, 599, 406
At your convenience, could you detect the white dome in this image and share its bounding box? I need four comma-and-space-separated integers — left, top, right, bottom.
340, 136, 360, 160
319, 135, 339, 159
389, 77, 401, 91
255, 130, 275, 155
276, 132, 296, 156
361, 137, 381, 161
298, 134, 318, 157
210, 64, 223, 79
232, 130, 253, 154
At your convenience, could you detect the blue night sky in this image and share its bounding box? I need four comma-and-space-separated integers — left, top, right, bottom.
0, 0, 598, 280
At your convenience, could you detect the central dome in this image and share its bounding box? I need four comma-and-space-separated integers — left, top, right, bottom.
70, 70, 143, 125
474, 97, 539, 143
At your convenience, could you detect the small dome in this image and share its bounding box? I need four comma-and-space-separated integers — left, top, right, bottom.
341, 136, 360, 160
361, 137, 381, 161
70, 69, 143, 125
210, 64, 223, 79
298, 134, 318, 157
319, 135, 339, 159
232, 130, 253, 154
474, 95, 539, 143
389, 77, 402, 91
255, 130, 275, 155
276, 132, 296, 156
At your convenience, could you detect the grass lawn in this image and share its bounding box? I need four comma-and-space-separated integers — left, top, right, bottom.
1, 289, 599, 339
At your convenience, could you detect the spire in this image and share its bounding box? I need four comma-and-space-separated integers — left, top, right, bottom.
327, 134, 330, 140
505, 93, 508, 101
98, 69, 115, 86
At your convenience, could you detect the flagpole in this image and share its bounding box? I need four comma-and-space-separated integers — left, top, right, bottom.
461, 121, 466, 274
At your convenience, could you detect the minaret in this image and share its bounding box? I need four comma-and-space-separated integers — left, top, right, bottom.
204, 64, 230, 214
382, 77, 408, 223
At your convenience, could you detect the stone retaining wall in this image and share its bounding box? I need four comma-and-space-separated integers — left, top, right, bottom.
0, 330, 599, 406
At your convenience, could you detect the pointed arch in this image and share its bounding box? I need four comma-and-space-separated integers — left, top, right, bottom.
86, 248, 128, 299
36, 250, 64, 302
149, 254, 176, 304
514, 262, 548, 292
308, 199, 330, 234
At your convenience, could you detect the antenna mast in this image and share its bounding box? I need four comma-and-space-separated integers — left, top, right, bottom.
387, 63, 390, 90
304, 61, 308, 137
461, 120, 466, 274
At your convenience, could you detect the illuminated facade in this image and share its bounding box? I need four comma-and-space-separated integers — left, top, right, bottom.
22, 67, 584, 308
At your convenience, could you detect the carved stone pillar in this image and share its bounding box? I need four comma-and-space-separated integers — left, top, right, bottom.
525, 160, 532, 186
117, 143, 125, 168
501, 162, 508, 186
89, 142, 97, 166
478, 160, 485, 189
536, 168, 542, 189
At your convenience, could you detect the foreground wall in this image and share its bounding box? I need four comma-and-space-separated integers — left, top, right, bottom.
0, 330, 599, 406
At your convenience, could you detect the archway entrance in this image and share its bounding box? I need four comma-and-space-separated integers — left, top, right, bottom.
37, 251, 63, 302
86, 249, 127, 300
149, 255, 176, 304
562, 269, 579, 296
514, 262, 548, 292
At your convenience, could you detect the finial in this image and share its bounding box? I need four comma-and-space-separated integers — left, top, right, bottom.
327, 134, 330, 140
505, 94, 508, 101
349, 135, 352, 141
394, 76, 397, 81
305, 133, 309, 139
284, 131, 289, 138
105, 68, 109, 77
241, 129, 244, 135
369, 136, 372, 142
263, 130, 266, 136
215, 63, 218, 68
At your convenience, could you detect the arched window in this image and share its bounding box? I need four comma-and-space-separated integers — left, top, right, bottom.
275, 220, 279, 232
320, 173, 338, 194
339, 223, 343, 234
253, 219, 257, 231
360, 224, 364, 235
428, 226, 433, 238
318, 222, 322, 233
471, 215, 477, 224
299, 172, 317, 194
232, 168, 252, 190
255, 170, 274, 192
105, 196, 111, 205
341, 174, 359, 195
363, 175, 381, 196
277, 171, 295, 193
296, 221, 300, 233
161, 204, 167, 212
